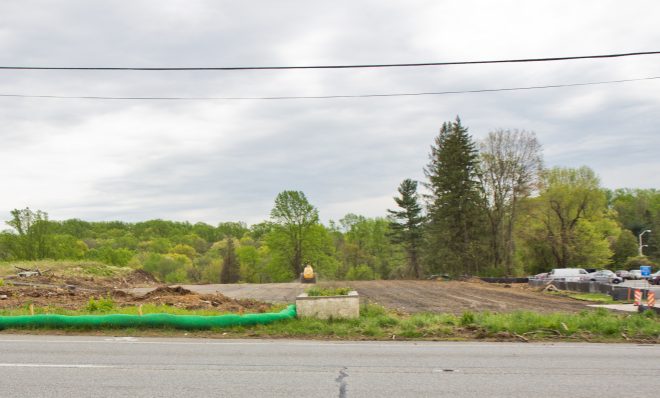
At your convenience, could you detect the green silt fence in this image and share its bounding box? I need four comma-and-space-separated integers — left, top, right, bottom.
0, 305, 296, 330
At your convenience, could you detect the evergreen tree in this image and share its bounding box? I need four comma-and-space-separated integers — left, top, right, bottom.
424, 117, 487, 275
387, 179, 425, 278
220, 237, 240, 283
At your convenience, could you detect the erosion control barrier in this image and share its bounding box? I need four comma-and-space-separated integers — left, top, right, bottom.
0, 305, 296, 330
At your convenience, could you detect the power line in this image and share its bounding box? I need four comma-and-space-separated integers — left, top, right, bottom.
1, 76, 658, 101
1, 51, 660, 71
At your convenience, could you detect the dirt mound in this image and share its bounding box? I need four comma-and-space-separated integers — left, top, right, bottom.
134, 286, 271, 312
0, 281, 272, 314
141, 286, 193, 298
124, 269, 158, 285
0, 283, 98, 309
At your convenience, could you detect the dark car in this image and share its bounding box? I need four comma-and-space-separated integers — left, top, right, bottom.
649, 272, 660, 286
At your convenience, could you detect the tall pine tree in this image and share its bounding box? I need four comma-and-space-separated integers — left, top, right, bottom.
387, 179, 425, 278
424, 117, 487, 275
220, 237, 240, 283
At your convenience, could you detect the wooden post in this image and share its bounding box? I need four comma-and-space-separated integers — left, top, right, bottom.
29, 303, 34, 316
138, 304, 143, 316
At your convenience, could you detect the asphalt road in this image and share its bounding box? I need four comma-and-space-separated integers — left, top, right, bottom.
0, 335, 658, 397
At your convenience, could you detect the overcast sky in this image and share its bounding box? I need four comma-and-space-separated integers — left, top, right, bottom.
1, 0, 659, 226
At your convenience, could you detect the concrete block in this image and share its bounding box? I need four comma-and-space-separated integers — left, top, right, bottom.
296, 291, 360, 319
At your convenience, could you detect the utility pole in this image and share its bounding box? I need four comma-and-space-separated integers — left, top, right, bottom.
638, 229, 651, 256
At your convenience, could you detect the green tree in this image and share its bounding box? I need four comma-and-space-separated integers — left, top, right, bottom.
269, 191, 320, 276
5, 208, 52, 260
220, 238, 240, 283
169, 243, 197, 261
519, 167, 615, 271
141, 253, 192, 282
424, 117, 487, 275
387, 179, 425, 278
609, 189, 660, 262
479, 130, 543, 275
86, 246, 134, 266
217, 222, 248, 239
50, 234, 88, 260
611, 229, 639, 267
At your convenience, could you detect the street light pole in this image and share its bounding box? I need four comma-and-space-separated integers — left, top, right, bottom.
638, 229, 651, 256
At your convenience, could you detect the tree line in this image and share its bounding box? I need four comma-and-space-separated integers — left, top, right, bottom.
1, 117, 658, 281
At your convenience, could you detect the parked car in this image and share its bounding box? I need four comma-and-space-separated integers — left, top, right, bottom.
615, 270, 633, 279
584, 270, 623, 284
533, 272, 549, 280
628, 270, 651, 280
649, 271, 660, 285
546, 268, 589, 282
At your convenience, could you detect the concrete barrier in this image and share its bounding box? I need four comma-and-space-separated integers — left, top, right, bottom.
295, 291, 360, 319
528, 279, 653, 301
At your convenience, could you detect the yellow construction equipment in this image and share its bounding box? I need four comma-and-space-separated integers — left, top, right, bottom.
301, 264, 316, 283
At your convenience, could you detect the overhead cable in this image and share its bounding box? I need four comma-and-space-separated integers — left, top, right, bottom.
0, 76, 658, 101
1, 51, 659, 71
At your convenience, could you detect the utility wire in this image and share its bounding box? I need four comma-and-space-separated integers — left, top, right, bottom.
1, 51, 660, 71
1, 76, 658, 101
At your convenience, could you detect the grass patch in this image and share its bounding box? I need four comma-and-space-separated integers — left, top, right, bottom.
547, 290, 627, 304
305, 286, 352, 297
0, 260, 133, 279
225, 305, 659, 342
0, 303, 279, 317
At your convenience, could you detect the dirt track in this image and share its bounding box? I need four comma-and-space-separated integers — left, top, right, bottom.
327, 280, 590, 314
131, 280, 590, 314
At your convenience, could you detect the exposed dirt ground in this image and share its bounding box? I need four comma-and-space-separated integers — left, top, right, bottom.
1, 267, 593, 314
131, 279, 591, 314
323, 280, 590, 314
0, 271, 271, 313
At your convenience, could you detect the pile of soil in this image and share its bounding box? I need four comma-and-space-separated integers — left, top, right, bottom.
141, 286, 194, 298
0, 270, 271, 314
0, 283, 98, 309
135, 286, 270, 312
115, 270, 159, 287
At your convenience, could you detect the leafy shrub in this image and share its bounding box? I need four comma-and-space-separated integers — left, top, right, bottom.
306, 287, 352, 297
86, 296, 115, 312
0, 278, 4, 287
460, 311, 475, 326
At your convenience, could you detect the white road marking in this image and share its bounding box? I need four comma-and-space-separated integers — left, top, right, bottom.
0, 363, 115, 368
0, 338, 656, 350
103, 337, 138, 342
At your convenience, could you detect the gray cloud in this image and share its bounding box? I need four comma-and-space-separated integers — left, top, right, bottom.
1, 0, 659, 224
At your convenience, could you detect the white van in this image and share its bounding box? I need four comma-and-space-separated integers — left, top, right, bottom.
547, 268, 588, 282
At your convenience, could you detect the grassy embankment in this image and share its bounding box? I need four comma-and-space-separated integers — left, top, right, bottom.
0, 260, 133, 279
2, 300, 658, 343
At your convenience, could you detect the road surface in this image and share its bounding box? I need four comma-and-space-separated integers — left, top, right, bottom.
0, 335, 658, 397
